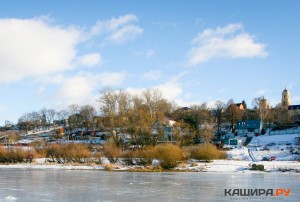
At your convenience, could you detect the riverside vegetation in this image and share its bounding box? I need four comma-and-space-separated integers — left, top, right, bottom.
0, 143, 226, 170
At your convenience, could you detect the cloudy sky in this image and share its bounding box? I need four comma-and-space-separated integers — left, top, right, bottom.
0, 0, 300, 124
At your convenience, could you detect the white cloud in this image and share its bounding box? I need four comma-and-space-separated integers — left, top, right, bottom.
187, 23, 267, 66
55, 75, 93, 106
107, 24, 143, 44
126, 87, 146, 96
126, 81, 182, 101
77, 53, 102, 67
91, 14, 143, 44
53, 71, 127, 107
155, 72, 187, 100
173, 98, 200, 108
0, 14, 142, 83
142, 70, 161, 80
156, 81, 182, 100
127, 72, 186, 101
0, 17, 82, 83
97, 71, 127, 86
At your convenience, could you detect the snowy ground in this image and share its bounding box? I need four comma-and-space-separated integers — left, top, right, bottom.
0, 158, 298, 173
177, 160, 300, 173
228, 133, 300, 161
249, 133, 299, 146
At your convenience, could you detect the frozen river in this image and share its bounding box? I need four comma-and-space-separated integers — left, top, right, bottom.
0, 169, 299, 201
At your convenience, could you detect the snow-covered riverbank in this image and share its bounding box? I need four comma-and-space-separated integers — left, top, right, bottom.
0, 158, 299, 173
1, 133, 299, 173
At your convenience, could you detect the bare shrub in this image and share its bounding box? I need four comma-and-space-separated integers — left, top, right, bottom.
154, 144, 183, 169
31, 140, 47, 157
93, 151, 103, 164
133, 146, 155, 165
44, 144, 91, 163
120, 150, 136, 165
45, 144, 63, 163
66, 144, 91, 163
0, 146, 35, 163
102, 143, 121, 163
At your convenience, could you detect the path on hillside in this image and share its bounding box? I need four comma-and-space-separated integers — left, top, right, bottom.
243, 137, 253, 146
248, 148, 258, 162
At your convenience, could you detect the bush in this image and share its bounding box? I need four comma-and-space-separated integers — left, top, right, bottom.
190, 144, 227, 162
154, 144, 183, 169
92, 151, 103, 165
250, 164, 264, 171
0, 146, 35, 163
31, 140, 47, 158
120, 150, 136, 165
44, 144, 91, 163
45, 144, 63, 163
102, 143, 121, 163
66, 144, 91, 163
134, 146, 155, 165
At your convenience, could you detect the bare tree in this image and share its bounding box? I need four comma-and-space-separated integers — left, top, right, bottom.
80, 105, 96, 130
98, 88, 124, 146
40, 108, 56, 128
190, 103, 214, 129
68, 104, 80, 116
18, 113, 31, 132
56, 109, 69, 125
212, 100, 225, 140
252, 97, 270, 133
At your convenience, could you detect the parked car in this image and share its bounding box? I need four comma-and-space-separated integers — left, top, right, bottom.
262, 157, 270, 161
291, 148, 299, 154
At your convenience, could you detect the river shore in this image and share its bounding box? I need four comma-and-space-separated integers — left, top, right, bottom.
0, 159, 299, 173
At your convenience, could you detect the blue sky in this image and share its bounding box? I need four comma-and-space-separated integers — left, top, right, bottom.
0, 0, 300, 124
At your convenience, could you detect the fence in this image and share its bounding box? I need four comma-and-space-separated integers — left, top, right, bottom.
269, 128, 300, 135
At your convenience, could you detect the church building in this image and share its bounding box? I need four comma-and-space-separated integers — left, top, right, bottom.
281, 88, 300, 122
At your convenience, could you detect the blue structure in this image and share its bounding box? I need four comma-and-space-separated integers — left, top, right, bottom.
236, 120, 261, 137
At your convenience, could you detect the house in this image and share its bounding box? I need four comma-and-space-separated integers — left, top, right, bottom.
236, 120, 261, 137
288, 105, 300, 122
163, 117, 176, 126
235, 103, 245, 110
